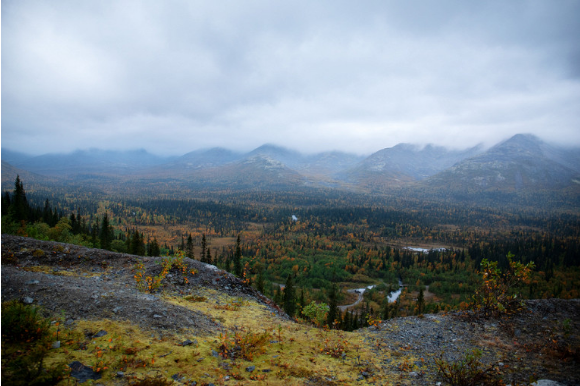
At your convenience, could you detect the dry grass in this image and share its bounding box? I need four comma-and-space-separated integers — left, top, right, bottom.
477, 335, 514, 351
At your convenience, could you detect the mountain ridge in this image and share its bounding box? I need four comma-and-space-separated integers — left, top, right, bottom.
3, 134, 580, 207
426, 134, 580, 191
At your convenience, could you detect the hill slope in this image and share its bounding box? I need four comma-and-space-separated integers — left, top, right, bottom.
1, 161, 59, 189
2, 235, 578, 385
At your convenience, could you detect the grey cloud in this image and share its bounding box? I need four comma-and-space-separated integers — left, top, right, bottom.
2, 0, 580, 155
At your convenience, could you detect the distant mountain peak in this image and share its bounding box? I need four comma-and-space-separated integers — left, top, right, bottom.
426, 133, 579, 192
494, 133, 543, 151
248, 144, 302, 157
243, 154, 286, 169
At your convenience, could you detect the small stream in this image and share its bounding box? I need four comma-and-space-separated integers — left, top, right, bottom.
356, 279, 404, 303
386, 279, 404, 303
339, 280, 404, 311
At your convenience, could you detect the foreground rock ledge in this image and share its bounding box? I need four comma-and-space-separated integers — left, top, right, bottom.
2, 234, 579, 385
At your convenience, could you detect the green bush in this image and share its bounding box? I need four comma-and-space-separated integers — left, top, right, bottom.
471, 253, 535, 318
1, 301, 68, 386
2, 344, 67, 386
1, 301, 51, 344
302, 301, 329, 326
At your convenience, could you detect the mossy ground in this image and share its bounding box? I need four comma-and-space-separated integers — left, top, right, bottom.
22, 264, 106, 278
36, 288, 413, 385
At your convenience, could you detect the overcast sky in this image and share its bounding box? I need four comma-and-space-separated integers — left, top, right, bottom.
2, 0, 580, 156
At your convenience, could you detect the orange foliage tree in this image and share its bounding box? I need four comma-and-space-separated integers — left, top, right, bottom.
471, 252, 535, 318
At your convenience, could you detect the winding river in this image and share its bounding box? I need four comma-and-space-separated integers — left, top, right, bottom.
338, 280, 403, 311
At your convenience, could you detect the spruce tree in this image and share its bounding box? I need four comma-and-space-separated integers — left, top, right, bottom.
150, 237, 160, 257
130, 231, 140, 255
186, 234, 194, 259
126, 231, 132, 253
137, 232, 146, 256
200, 234, 207, 262
1, 191, 11, 216
225, 256, 232, 272
283, 274, 296, 317
100, 213, 113, 250
382, 301, 390, 320
352, 311, 359, 330
234, 235, 242, 277
51, 208, 59, 227
343, 310, 351, 331
326, 283, 339, 328
417, 287, 425, 315
10, 175, 29, 222
91, 223, 99, 247
274, 286, 282, 306
206, 248, 212, 265
256, 269, 265, 294
69, 212, 77, 234
43, 199, 52, 224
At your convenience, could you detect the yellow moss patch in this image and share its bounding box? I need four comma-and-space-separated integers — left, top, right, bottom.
163, 289, 405, 384
38, 290, 414, 385
43, 318, 225, 384
21, 265, 104, 277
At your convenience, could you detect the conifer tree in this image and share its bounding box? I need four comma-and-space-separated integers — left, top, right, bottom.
343, 310, 351, 331
225, 256, 232, 272
137, 232, 146, 256
417, 287, 425, 315
206, 248, 212, 265
186, 234, 194, 259
234, 235, 242, 277
91, 221, 100, 247
130, 231, 140, 255
43, 199, 52, 224
382, 301, 391, 320
283, 274, 296, 317
150, 237, 161, 257
326, 283, 339, 328
1, 191, 11, 216
126, 231, 132, 252
200, 234, 207, 262
352, 311, 359, 330
100, 213, 114, 250
51, 208, 59, 227
10, 175, 29, 222
256, 269, 265, 294
69, 212, 77, 234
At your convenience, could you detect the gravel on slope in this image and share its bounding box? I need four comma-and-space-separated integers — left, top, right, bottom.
359, 301, 580, 385
1, 235, 285, 336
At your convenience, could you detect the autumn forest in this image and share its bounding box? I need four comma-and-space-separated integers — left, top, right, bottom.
2, 176, 579, 330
